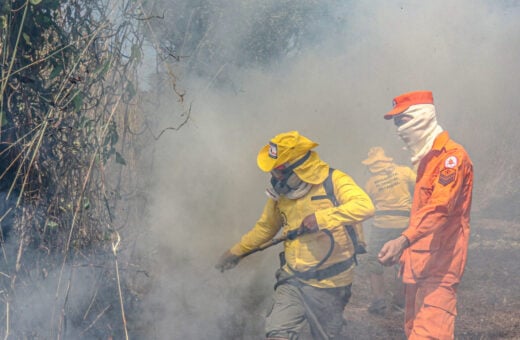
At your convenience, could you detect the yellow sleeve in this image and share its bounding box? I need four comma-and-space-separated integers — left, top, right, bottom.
230, 199, 282, 256
314, 170, 375, 229
404, 166, 417, 198
364, 177, 377, 202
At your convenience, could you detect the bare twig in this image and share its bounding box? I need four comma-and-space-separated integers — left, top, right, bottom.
80, 305, 111, 335
3, 300, 9, 340
151, 102, 192, 140
112, 231, 129, 340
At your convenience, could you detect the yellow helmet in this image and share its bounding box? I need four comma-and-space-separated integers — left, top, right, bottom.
257, 131, 318, 172
361, 146, 393, 166
257, 131, 329, 185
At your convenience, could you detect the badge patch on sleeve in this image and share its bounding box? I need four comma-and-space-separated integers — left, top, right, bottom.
439, 168, 456, 186
445, 156, 458, 168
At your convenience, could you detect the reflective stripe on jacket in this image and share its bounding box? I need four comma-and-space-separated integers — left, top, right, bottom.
364, 162, 416, 229
400, 131, 473, 285
230, 169, 374, 288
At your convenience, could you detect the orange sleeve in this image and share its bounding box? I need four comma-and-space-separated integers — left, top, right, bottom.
402, 150, 472, 245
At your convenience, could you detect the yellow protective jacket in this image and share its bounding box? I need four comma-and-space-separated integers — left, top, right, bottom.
364, 161, 416, 229
230, 168, 374, 288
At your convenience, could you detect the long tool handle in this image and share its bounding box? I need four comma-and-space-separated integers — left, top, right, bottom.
239, 228, 303, 259
239, 236, 286, 258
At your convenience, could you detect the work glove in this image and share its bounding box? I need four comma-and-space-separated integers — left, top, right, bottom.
215, 249, 241, 273
299, 213, 319, 234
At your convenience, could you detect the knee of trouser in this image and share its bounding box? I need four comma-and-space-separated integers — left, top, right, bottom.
411, 304, 455, 340
365, 253, 384, 275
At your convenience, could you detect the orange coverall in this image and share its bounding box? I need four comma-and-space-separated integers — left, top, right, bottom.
400, 131, 473, 339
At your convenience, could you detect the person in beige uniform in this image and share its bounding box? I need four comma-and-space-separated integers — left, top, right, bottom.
362, 147, 416, 316
216, 131, 374, 340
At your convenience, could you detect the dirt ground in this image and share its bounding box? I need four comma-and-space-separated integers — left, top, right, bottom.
342, 216, 520, 340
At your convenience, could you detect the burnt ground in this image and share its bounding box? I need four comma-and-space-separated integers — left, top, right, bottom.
342, 216, 520, 340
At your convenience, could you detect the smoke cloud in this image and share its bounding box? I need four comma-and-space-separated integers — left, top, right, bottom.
137, 0, 520, 338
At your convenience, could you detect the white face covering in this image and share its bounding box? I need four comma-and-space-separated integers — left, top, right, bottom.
397, 104, 444, 165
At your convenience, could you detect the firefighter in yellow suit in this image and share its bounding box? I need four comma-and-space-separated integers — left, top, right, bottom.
362, 146, 416, 316
216, 131, 375, 340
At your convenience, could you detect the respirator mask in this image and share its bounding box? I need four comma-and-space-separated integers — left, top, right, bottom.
266, 152, 312, 200
271, 171, 304, 196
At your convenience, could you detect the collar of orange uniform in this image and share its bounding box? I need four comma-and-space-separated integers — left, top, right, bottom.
431, 131, 450, 151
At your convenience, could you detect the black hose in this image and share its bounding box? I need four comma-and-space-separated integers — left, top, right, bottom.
287, 228, 335, 274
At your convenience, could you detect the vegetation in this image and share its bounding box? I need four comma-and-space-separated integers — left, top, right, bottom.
0, 0, 350, 337
3, 0, 517, 338
1, 0, 332, 336
142, 0, 346, 82
1, 0, 149, 337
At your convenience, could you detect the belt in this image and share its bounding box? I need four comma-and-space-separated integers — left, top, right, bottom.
290, 256, 356, 281
375, 210, 410, 217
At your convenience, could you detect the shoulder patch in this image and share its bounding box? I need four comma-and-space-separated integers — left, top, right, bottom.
444, 156, 458, 169
439, 168, 456, 186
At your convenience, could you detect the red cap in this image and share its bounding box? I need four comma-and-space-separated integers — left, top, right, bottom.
384, 91, 434, 119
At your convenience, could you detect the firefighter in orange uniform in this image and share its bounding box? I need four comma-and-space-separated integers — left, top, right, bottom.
378, 91, 474, 339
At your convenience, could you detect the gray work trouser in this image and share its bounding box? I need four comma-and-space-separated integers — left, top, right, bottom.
265, 269, 351, 340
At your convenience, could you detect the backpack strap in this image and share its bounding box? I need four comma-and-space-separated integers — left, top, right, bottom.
323, 168, 365, 263
322, 167, 338, 206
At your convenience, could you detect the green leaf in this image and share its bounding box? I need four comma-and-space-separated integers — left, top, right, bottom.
126, 81, 136, 99
49, 65, 62, 79
81, 118, 94, 133
111, 131, 119, 145
72, 92, 83, 111
83, 198, 90, 210
94, 60, 111, 78
107, 123, 119, 146
22, 33, 32, 46
130, 44, 142, 62
0, 111, 6, 127
102, 147, 115, 165
0, 16, 6, 30
103, 134, 111, 147
46, 221, 58, 229
30, 0, 42, 4
115, 152, 127, 166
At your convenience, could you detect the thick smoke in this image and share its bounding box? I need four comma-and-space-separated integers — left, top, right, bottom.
137, 0, 520, 338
